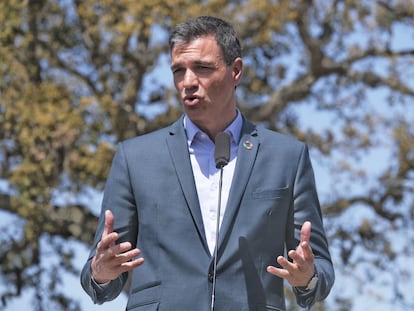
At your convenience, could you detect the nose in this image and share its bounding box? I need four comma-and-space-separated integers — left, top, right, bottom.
182, 69, 198, 89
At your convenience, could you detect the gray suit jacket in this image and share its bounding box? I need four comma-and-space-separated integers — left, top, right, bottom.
81, 115, 334, 310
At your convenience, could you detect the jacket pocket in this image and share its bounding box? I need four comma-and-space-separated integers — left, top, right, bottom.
126, 282, 161, 311
251, 186, 289, 199
126, 301, 159, 311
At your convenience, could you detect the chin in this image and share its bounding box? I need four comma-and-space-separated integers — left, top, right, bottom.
184, 105, 203, 115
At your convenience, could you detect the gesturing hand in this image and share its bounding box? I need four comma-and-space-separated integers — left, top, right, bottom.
91, 210, 144, 284
267, 221, 315, 288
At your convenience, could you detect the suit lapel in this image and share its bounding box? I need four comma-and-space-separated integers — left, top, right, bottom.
217, 120, 259, 250
165, 116, 260, 257
166, 117, 209, 253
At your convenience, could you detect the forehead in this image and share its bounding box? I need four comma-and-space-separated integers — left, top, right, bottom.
171, 35, 224, 63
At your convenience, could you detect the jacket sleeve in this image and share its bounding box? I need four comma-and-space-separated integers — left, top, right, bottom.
80, 262, 128, 304
289, 144, 335, 308
80, 142, 138, 304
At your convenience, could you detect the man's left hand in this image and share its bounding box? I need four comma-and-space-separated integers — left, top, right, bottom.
267, 221, 315, 288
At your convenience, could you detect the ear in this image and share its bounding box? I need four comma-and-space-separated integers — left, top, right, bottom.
232, 57, 243, 86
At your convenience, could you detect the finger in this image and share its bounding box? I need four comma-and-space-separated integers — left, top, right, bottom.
111, 249, 143, 272
107, 242, 140, 260
120, 257, 145, 272
300, 221, 311, 244
93, 254, 144, 283
276, 255, 295, 273
116, 248, 141, 263
109, 241, 135, 256
300, 240, 314, 262
266, 265, 289, 279
103, 210, 115, 237
96, 232, 118, 252
288, 249, 306, 266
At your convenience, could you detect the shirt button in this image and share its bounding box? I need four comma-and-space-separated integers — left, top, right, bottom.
208, 273, 214, 283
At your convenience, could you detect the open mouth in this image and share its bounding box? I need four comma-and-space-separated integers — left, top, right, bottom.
183, 95, 200, 106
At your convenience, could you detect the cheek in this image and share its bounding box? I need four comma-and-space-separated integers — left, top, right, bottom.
205, 80, 228, 92
209, 78, 232, 96
173, 78, 181, 90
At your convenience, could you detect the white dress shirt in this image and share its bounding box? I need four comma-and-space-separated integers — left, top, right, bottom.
184, 111, 242, 255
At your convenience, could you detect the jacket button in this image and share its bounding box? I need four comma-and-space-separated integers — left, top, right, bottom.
208, 273, 214, 283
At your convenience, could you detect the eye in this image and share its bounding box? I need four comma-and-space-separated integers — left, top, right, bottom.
196, 65, 214, 73
172, 67, 183, 74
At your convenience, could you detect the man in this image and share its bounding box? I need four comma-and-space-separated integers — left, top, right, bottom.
81, 16, 334, 310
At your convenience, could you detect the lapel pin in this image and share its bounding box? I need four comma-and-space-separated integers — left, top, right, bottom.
243, 140, 254, 150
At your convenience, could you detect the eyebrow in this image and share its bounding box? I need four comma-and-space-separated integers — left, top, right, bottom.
171, 60, 216, 71
170, 62, 183, 71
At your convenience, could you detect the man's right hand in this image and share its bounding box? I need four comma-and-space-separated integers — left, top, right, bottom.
91, 210, 144, 284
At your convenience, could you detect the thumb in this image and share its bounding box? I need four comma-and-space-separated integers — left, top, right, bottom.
103, 209, 114, 237
300, 221, 312, 244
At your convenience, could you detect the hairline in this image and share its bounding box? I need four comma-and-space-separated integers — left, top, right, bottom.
169, 17, 241, 66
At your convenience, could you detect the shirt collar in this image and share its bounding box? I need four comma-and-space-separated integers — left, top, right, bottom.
183, 110, 242, 145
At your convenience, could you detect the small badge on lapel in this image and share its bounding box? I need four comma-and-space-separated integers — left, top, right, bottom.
243, 140, 254, 150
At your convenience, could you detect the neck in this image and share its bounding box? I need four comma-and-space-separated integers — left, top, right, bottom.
200, 111, 237, 141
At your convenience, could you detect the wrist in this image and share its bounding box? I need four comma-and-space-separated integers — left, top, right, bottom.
91, 262, 111, 284
297, 271, 318, 292
92, 275, 111, 287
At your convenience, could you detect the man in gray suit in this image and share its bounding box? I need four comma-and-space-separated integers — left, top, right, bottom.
81, 16, 334, 310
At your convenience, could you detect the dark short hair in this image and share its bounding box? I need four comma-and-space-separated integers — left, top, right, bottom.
169, 16, 242, 66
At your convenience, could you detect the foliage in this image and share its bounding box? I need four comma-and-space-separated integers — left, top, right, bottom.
1, 0, 413, 310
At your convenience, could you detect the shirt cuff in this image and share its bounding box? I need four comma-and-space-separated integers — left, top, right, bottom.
91, 276, 111, 289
